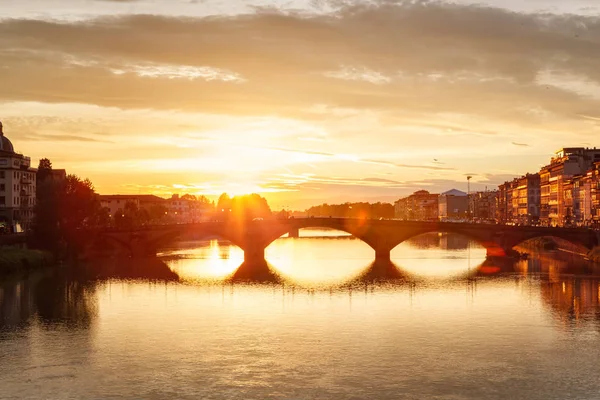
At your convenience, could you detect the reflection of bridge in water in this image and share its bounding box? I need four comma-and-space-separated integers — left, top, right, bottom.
86, 218, 600, 265
2, 250, 599, 330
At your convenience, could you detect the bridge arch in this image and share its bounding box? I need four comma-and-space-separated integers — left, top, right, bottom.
504, 232, 595, 253
82, 232, 137, 258
383, 225, 504, 257
263, 219, 382, 251
281, 226, 354, 239
90, 224, 249, 259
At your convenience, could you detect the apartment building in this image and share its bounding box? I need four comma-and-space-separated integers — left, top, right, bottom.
470, 190, 497, 221
0, 122, 37, 232
394, 190, 439, 220
100, 194, 167, 218
591, 162, 600, 227
438, 189, 468, 221
539, 148, 600, 226
516, 173, 540, 225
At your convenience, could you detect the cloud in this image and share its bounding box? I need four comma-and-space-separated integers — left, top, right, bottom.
0, 2, 599, 126
394, 163, 457, 171
578, 114, 600, 122
511, 141, 530, 147
361, 177, 403, 184
2, 1, 600, 200
20, 133, 113, 143
324, 66, 391, 85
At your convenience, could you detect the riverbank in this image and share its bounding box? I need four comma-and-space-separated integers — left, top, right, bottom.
0, 246, 54, 278
518, 237, 600, 262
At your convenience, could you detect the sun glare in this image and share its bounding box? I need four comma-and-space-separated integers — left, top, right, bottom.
162, 240, 243, 282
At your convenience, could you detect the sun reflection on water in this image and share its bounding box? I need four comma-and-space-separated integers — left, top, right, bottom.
159, 231, 491, 285
160, 240, 243, 282
265, 236, 372, 286
391, 233, 487, 279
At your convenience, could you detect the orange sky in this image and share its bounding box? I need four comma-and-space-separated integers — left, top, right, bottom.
2, 0, 600, 209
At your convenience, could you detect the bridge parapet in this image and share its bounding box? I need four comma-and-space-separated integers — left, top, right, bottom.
87, 219, 600, 263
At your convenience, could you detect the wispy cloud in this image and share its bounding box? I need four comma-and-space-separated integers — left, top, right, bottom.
112, 63, 245, 82
324, 66, 391, 85
394, 163, 456, 171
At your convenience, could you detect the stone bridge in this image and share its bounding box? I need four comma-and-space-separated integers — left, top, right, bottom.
83, 218, 600, 264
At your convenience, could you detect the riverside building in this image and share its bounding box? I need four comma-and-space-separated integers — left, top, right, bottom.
0, 121, 37, 232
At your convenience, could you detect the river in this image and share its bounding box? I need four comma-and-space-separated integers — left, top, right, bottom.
1, 230, 600, 400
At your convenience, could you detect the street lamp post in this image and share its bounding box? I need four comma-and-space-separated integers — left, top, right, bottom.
467, 176, 472, 222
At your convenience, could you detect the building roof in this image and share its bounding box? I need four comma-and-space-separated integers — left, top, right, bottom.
0, 121, 15, 153
0, 136, 14, 153
440, 189, 467, 196
49, 169, 66, 180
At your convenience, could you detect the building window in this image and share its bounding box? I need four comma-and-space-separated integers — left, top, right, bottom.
0, 196, 4, 205
0, 171, 4, 179
0, 184, 4, 192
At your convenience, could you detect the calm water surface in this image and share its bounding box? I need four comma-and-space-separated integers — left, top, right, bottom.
2, 230, 600, 400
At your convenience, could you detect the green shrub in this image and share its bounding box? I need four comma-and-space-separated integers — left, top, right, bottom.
0, 247, 54, 275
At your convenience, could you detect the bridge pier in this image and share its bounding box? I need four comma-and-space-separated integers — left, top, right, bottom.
486, 245, 520, 259
375, 249, 392, 262
243, 246, 267, 265
130, 239, 158, 258
289, 227, 300, 238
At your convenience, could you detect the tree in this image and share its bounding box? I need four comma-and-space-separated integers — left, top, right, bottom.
231, 193, 271, 220
305, 201, 394, 219
60, 175, 102, 231
217, 193, 232, 211
31, 178, 62, 254
32, 172, 107, 257
36, 158, 53, 185
148, 204, 168, 224
213, 193, 272, 221
114, 201, 151, 228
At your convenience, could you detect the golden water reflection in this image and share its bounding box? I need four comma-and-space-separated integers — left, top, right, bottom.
391, 233, 487, 279
160, 240, 243, 282
266, 236, 372, 286
4, 244, 600, 399
160, 231, 490, 285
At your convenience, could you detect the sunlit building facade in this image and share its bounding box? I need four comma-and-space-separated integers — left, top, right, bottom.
591, 162, 600, 228
496, 179, 518, 223
168, 194, 213, 223
438, 189, 468, 221
469, 190, 497, 221
100, 194, 166, 218
0, 122, 37, 232
516, 173, 540, 225
539, 148, 600, 227
394, 190, 439, 221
